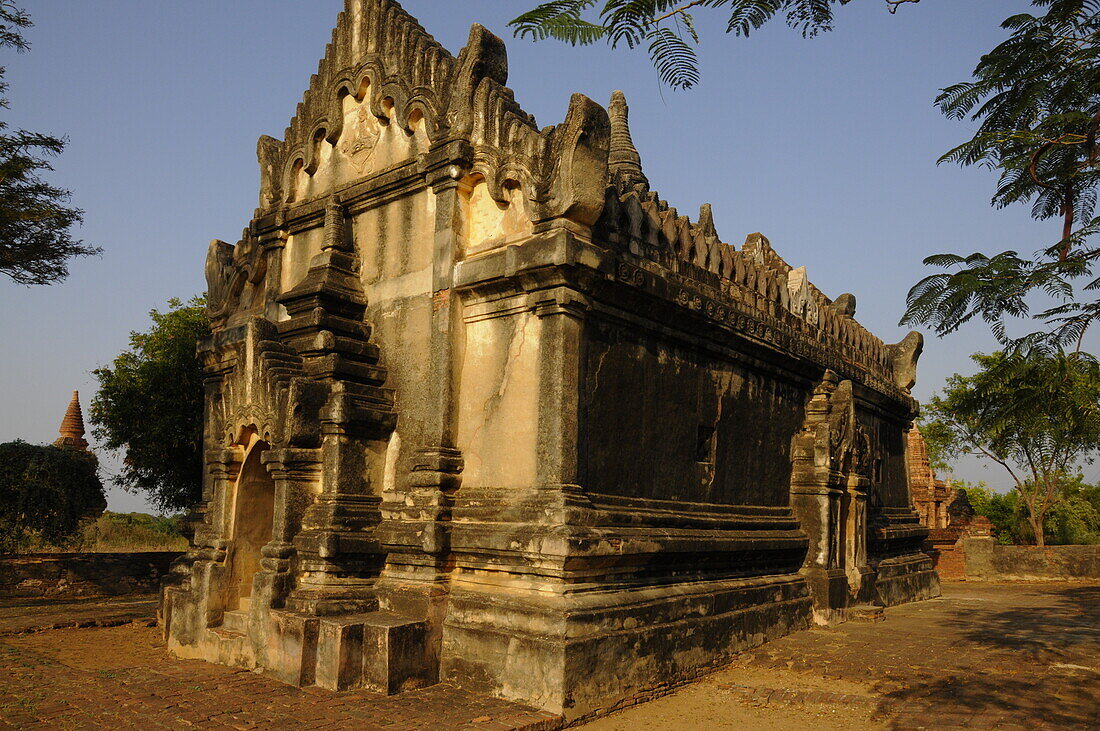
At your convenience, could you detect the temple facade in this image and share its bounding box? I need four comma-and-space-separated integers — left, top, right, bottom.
161, 1, 938, 720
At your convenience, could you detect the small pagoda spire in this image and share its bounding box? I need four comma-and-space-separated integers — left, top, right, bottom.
322, 195, 349, 252
54, 390, 89, 452
608, 90, 649, 192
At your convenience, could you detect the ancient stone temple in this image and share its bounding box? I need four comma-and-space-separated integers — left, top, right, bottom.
161, 0, 938, 720
53, 391, 90, 452
907, 427, 992, 576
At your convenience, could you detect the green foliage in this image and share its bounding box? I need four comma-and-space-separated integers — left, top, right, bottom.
915, 415, 955, 473
0, 440, 106, 553
964, 476, 1100, 545
921, 349, 1100, 544
91, 297, 210, 513
66, 511, 188, 553
902, 0, 1100, 350
1044, 475, 1100, 544
4, 511, 188, 554
962, 482, 1025, 544
0, 1, 99, 285
510, 1, 925, 90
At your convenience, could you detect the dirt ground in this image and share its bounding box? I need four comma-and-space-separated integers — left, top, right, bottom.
583, 664, 882, 731
0, 594, 157, 636
581, 582, 1100, 730
1, 582, 1097, 730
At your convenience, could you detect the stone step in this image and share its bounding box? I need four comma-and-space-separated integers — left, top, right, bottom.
221, 609, 250, 634
849, 604, 886, 622
211, 626, 245, 640
313, 610, 432, 693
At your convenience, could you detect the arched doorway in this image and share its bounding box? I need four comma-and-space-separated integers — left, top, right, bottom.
227, 433, 275, 610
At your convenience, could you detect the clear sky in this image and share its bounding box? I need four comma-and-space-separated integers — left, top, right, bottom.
2, 0, 1094, 513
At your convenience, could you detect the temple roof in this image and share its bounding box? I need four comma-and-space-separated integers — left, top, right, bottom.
245, 0, 921, 400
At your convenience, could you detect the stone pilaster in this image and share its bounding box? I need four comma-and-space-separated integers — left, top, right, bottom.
378, 162, 467, 630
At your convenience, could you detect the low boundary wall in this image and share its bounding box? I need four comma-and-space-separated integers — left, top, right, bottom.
961, 539, 1100, 581
927, 537, 1100, 581
0, 552, 180, 599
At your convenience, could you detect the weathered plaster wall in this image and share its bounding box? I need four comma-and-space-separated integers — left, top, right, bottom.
288, 92, 430, 205
584, 321, 806, 506
1, 552, 180, 599
461, 179, 532, 256
856, 408, 910, 509
457, 310, 541, 488
278, 186, 440, 494
961, 538, 1100, 581
281, 227, 326, 293
356, 188, 438, 484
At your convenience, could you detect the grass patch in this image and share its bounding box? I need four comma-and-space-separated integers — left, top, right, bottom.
6, 512, 188, 553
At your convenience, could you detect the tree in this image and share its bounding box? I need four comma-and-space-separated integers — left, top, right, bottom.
901, 1, 1100, 351
963, 482, 1024, 544
0, 440, 106, 553
1043, 474, 1100, 544
965, 476, 1100, 544
921, 350, 1100, 545
510, 0, 919, 90
915, 415, 955, 474
90, 297, 209, 513
0, 1, 98, 285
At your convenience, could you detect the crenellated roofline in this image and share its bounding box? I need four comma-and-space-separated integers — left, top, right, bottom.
238, 0, 920, 398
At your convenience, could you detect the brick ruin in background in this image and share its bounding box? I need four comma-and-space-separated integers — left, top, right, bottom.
53, 391, 90, 453
160, 0, 939, 720
907, 427, 992, 578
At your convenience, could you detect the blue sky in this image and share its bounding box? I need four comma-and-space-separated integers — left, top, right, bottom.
2, 0, 1093, 512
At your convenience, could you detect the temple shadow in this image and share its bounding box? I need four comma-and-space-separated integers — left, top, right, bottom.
940, 584, 1100, 659
877, 584, 1100, 727
879, 671, 1098, 728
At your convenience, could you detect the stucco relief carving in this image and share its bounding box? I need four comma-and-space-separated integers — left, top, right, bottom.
339, 102, 381, 174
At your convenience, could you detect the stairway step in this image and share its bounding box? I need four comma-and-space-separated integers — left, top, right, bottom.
221, 609, 250, 634
850, 604, 886, 622
313, 611, 432, 693
211, 627, 245, 640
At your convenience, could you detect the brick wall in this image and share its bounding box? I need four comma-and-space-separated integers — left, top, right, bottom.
0, 552, 180, 599
926, 542, 966, 581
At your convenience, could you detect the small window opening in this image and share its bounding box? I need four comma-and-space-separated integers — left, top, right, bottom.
696, 425, 716, 464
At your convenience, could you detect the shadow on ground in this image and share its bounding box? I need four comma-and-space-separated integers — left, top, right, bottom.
877, 584, 1100, 729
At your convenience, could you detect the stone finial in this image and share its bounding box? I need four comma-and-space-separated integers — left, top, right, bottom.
698, 203, 717, 238
54, 390, 90, 452
832, 293, 856, 317
887, 331, 923, 392
608, 91, 649, 192
322, 196, 349, 252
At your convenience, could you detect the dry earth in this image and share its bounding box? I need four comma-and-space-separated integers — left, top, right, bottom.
581, 582, 1100, 730
1, 582, 1097, 730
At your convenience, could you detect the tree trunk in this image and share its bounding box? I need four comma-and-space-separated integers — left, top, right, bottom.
1030, 514, 1046, 547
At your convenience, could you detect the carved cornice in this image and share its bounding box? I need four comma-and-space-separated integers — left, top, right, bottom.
454, 230, 917, 409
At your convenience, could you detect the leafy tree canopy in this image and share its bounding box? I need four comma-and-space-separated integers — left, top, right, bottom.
0, 440, 106, 553
0, 1, 98, 285
510, 0, 918, 89
902, 0, 1100, 352
915, 415, 955, 474
921, 349, 1100, 545
965, 477, 1100, 545
91, 297, 210, 513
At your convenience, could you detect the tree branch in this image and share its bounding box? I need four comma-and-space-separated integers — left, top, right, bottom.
885, 0, 920, 14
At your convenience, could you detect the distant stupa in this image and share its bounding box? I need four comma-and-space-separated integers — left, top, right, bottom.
54, 390, 90, 452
